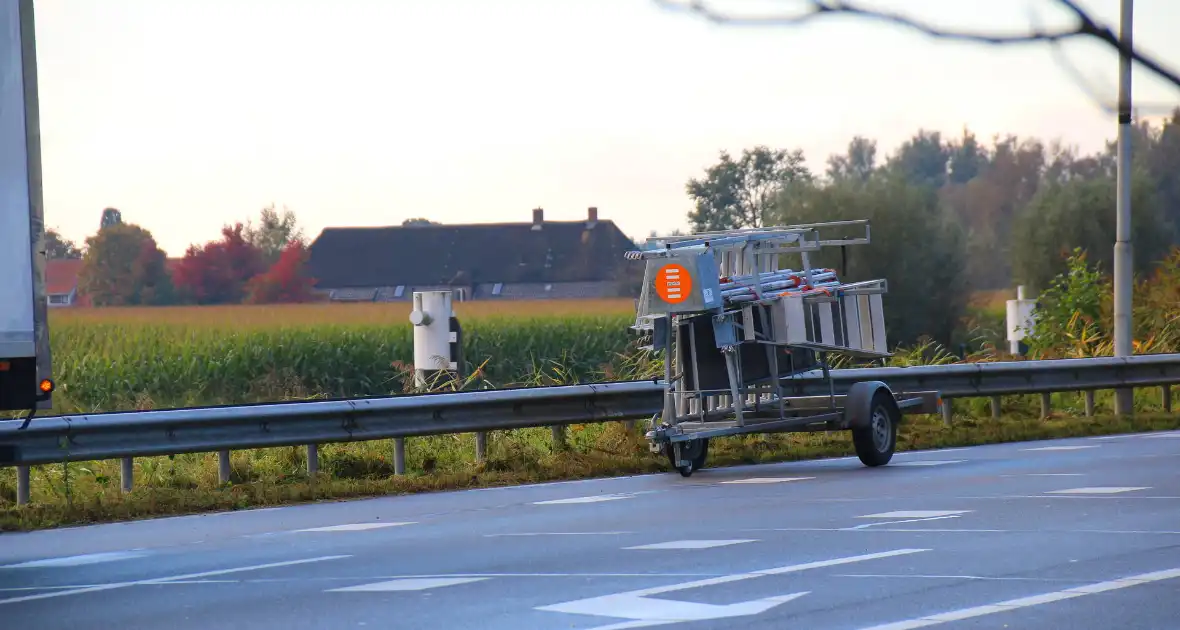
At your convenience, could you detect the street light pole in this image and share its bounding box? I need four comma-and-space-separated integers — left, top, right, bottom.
1113, 0, 1134, 416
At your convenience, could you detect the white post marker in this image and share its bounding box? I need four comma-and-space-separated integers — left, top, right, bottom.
409, 290, 455, 387
1005, 285, 1036, 356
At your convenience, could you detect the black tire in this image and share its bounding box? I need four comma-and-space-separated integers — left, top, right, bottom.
852, 391, 898, 467
664, 439, 709, 477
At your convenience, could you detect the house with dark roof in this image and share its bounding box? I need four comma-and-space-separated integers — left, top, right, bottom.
306, 207, 639, 301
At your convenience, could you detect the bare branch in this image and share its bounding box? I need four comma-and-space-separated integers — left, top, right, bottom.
653, 0, 1180, 93
1031, 1, 1177, 115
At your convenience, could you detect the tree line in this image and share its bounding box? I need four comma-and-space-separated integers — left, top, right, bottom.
684, 108, 1180, 346
45, 205, 318, 307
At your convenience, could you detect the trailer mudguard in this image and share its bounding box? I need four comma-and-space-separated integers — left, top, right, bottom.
843, 380, 898, 430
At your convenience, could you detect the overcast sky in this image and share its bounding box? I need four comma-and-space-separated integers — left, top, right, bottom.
28, 0, 1180, 256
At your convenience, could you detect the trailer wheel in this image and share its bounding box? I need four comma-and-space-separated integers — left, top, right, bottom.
664, 439, 709, 477
852, 391, 898, 467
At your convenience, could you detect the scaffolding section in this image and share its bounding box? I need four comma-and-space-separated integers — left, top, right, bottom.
626, 220, 940, 476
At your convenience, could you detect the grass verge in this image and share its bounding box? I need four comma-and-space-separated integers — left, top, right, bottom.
2, 410, 1178, 532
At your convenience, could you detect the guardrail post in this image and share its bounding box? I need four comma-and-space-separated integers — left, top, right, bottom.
121, 457, 133, 492
990, 396, 1001, 419
393, 438, 406, 475
1085, 391, 1096, 417
218, 450, 231, 484
1115, 388, 1134, 416
307, 444, 318, 475
16, 465, 29, 505
1164, 386, 1172, 413
1040, 393, 1051, 419
475, 432, 488, 462
551, 425, 567, 450
941, 399, 952, 425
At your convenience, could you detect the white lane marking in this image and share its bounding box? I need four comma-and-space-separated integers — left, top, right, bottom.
858, 511, 972, 519
537, 549, 927, 627
844, 515, 962, 530
0, 585, 110, 592
471, 472, 664, 493
1046, 487, 1150, 495
836, 573, 1082, 583
1022, 445, 1098, 451
1096, 430, 1178, 439
1, 550, 151, 569
327, 577, 488, 592
580, 622, 674, 630
484, 532, 634, 537
624, 540, 756, 550
628, 548, 929, 597
966, 494, 1180, 500
897, 447, 972, 455
1000, 473, 1085, 477
204, 506, 286, 515
139, 582, 238, 587
292, 522, 414, 532
569, 592, 810, 628
533, 493, 638, 505
891, 460, 963, 467
757, 527, 1180, 535
856, 566, 1180, 630
0, 555, 350, 605
259, 572, 726, 580
720, 477, 815, 484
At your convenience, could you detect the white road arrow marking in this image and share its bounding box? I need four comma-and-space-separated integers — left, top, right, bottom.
544, 591, 809, 629
536, 548, 928, 627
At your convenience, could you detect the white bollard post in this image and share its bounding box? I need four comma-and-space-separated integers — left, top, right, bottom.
1006, 285, 1037, 356
409, 291, 457, 388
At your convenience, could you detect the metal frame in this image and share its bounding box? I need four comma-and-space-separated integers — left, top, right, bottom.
630, 220, 922, 469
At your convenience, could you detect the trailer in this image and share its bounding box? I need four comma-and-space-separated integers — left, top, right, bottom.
0, 0, 54, 418
627, 221, 942, 476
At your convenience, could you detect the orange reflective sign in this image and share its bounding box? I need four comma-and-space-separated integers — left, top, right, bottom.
655, 263, 691, 304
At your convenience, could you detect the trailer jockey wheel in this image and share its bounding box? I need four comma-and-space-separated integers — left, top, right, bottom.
852, 391, 899, 467
665, 439, 709, 477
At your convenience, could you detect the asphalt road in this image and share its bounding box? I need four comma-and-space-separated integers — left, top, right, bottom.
3, 430, 1180, 629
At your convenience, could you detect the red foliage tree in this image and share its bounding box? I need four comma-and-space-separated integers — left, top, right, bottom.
244, 240, 318, 304
172, 223, 266, 304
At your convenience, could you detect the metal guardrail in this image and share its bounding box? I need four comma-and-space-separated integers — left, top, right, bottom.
0, 381, 663, 467
778, 354, 1180, 398
1, 354, 1179, 504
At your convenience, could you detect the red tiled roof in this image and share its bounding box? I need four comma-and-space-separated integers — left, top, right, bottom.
45, 258, 83, 295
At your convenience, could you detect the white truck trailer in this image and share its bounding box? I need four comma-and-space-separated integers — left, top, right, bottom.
1, 0, 54, 416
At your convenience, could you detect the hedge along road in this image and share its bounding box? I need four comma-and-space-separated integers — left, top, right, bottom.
1, 429, 1179, 629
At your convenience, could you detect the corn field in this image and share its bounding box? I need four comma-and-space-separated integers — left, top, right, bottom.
47, 312, 641, 413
